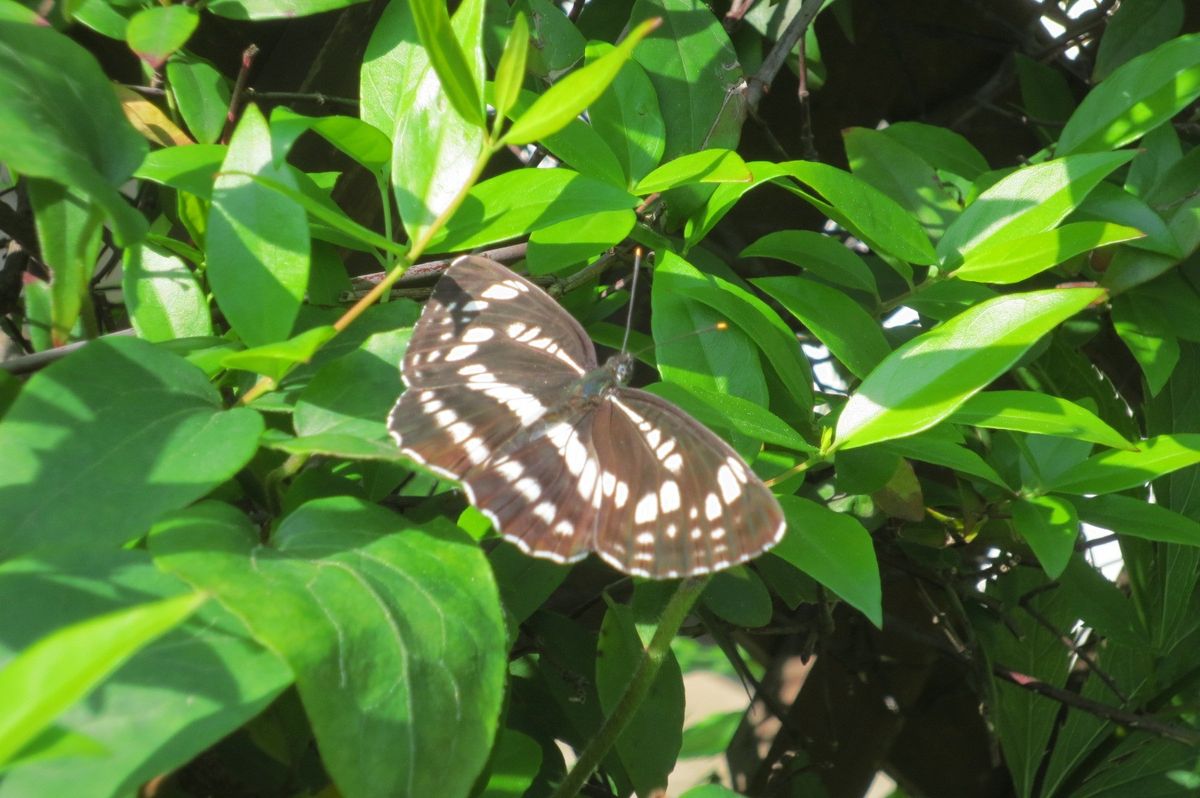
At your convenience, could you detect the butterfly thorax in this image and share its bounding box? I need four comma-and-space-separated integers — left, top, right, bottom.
577, 352, 634, 402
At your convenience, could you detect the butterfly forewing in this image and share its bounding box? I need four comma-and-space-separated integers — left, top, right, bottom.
389, 255, 787, 579
393, 256, 598, 476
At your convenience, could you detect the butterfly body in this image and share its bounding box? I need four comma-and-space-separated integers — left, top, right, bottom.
389, 256, 786, 579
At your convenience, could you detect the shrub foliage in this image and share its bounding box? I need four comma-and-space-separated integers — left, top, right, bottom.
1, 1, 1199, 796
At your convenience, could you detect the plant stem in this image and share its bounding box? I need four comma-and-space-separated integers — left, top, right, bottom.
549, 576, 710, 798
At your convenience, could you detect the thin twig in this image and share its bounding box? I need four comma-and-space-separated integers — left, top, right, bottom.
245, 88, 358, 109
221, 44, 259, 144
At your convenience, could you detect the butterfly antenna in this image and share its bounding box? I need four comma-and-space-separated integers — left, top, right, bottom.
629, 321, 729, 360
619, 248, 643, 355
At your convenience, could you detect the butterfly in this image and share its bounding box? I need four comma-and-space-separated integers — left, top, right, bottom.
388, 256, 786, 578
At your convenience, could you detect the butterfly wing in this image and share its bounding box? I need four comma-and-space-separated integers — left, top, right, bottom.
389, 256, 598, 479
588, 389, 787, 578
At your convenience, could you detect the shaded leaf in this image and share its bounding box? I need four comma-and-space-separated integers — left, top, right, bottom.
771, 496, 882, 627
150, 498, 507, 798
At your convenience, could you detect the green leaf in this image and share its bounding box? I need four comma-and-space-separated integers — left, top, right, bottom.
150, 498, 507, 798
649, 270, 769, 442
974, 569, 1073, 798
656, 252, 814, 414
228, 170, 408, 256
778, 161, 937, 266
165, 56, 230, 145
1045, 433, 1200, 494
1058, 32, 1200, 154
701, 566, 772, 627
497, 86, 627, 186
409, 0, 484, 127
680, 786, 744, 798
753, 275, 890, 380
1071, 181, 1181, 257
771, 497, 881, 627
361, 0, 483, 133
634, 149, 752, 194
740, 229, 878, 296
478, 728, 541, 798
679, 710, 742, 759
644, 382, 814, 453
125, 6, 197, 68
261, 431, 403, 461
1011, 495, 1078, 578
936, 152, 1135, 266
207, 105, 310, 346
221, 325, 338, 383
586, 41, 665, 186
835, 287, 1104, 451
491, 12, 529, 124
392, 0, 486, 243
271, 108, 391, 176
207, 0, 368, 22
596, 601, 684, 796
503, 17, 659, 146
431, 168, 637, 251
27, 180, 104, 347
629, 0, 743, 157
134, 143, 226, 199
525, 208, 636, 275
122, 242, 212, 342
0, 591, 206, 768
294, 329, 409, 439
1070, 493, 1200, 546
953, 222, 1144, 284
949, 391, 1134, 450
1093, 0, 1184, 81
0, 21, 147, 244
883, 435, 1010, 489
0, 337, 264, 558
844, 126, 960, 240
881, 121, 989, 180
0, 550, 288, 793
682, 160, 791, 251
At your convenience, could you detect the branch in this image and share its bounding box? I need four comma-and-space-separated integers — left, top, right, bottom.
743, 0, 825, 114
992, 666, 1200, 746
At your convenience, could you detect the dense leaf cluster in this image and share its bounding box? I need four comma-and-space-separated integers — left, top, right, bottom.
1, 0, 1199, 797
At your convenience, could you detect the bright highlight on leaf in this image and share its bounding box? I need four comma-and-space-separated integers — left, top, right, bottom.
834, 287, 1105, 451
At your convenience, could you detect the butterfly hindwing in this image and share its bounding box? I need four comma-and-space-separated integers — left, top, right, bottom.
589, 390, 786, 578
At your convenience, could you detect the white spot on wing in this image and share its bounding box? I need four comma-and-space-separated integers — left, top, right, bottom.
481, 284, 520, 300
457, 364, 487, 376
659, 480, 680, 513
516, 478, 542, 501
635, 493, 658, 524
555, 520, 574, 537
664, 453, 683, 473
507, 322, 527, 338
462, 300, 488, 313
435, 409, 457, 427
446, 344, 478, 362
717, 465, 740, 502
705, 493, 722, 521
448, 421, 473, 443
534, 502, 556, 523
614, 481, 629, 509
462, 327, 495, 343
636, 532, 655, 546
